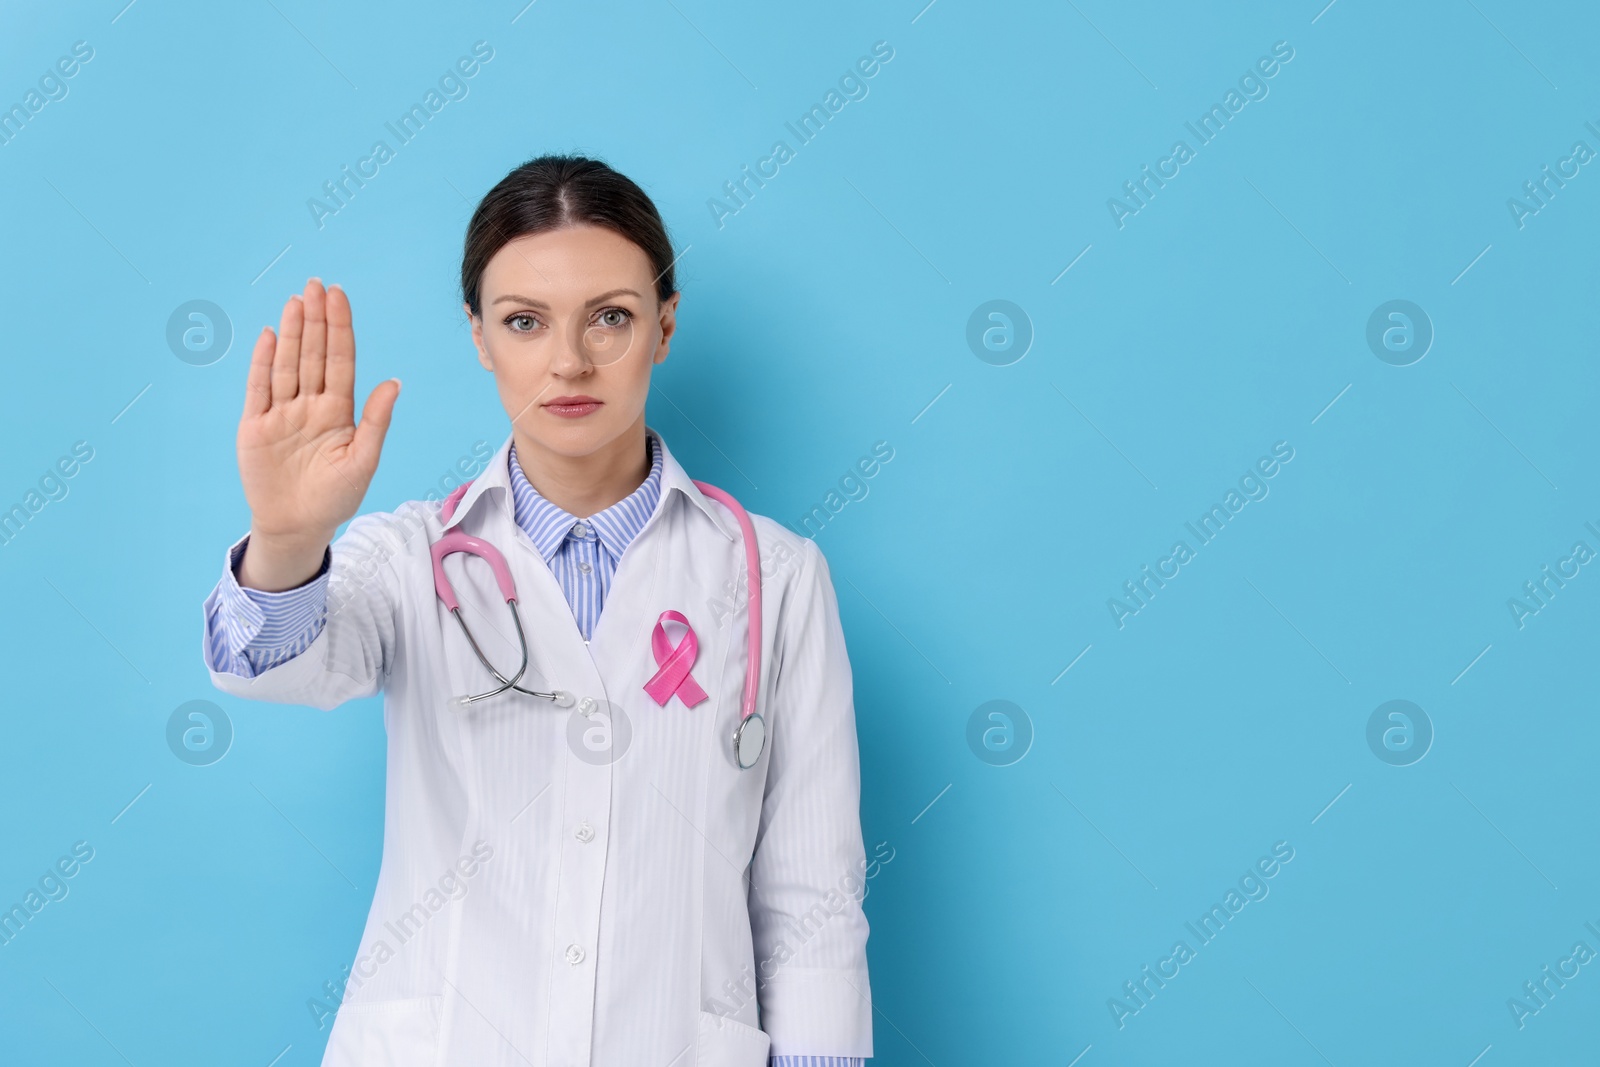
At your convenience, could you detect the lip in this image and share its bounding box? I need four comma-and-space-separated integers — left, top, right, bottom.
544, 395, 602, 418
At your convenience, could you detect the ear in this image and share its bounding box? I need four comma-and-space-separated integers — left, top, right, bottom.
466, 302, 493, 371
653, 291, 681, 366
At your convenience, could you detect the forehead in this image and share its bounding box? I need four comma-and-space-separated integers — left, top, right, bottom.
481, 224, 653, 294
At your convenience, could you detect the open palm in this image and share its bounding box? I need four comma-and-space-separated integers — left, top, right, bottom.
238, 278, 401, 544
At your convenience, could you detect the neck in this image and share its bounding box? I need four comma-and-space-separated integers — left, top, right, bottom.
510, 416, 652, 519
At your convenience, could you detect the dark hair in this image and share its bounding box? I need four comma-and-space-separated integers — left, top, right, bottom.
460, 154, 677, 318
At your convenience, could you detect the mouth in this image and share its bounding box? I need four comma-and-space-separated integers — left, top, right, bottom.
544, 395, 602, 418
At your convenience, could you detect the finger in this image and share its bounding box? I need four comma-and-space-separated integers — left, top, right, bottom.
244, 326, 275, 418
325, 283, 355, 404
351, 378, 402, 473
273, 293, 304, 404
301, 277, 328, 395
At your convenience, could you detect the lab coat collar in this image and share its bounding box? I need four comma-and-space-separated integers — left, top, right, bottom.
652, 426, 740, 542
443, 424, 738, 543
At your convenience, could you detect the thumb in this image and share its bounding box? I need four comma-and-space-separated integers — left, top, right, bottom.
351, 378, 401, 472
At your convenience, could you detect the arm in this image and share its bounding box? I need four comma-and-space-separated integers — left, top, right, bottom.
203, 532, 331, 678
201, 277, 402, 709
749, 539, 873, 1060
202, 512, 407, 710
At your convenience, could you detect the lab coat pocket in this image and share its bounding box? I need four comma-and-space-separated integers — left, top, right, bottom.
696, 1010, 771, 1067
323, 995, 443, 1067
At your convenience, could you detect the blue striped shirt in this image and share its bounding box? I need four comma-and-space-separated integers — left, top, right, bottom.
199, 431, 863, 1066
505, 432, 663, 642
201, 540, 332, 677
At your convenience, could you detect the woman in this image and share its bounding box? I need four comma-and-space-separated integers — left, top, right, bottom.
201, 155, 873, 1066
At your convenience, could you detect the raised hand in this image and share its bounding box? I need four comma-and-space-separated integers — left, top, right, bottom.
235, 278, 402, 591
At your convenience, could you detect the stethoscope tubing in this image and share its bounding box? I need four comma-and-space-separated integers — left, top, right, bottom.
690, 479, 761, 728
449, 601, 573, 706
431, 472, 764, 765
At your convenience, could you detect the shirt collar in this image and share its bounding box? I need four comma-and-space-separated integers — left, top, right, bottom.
443, 425, 739, 546
509, 430, 663, 563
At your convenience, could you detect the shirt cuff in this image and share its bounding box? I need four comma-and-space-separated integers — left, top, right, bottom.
202, 531, 331, 677
770, 1059, 864, 1067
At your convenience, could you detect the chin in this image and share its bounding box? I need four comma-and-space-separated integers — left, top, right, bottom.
525, 414, 619, 452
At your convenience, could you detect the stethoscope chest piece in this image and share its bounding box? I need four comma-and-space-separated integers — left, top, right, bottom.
733, 713, 766, 770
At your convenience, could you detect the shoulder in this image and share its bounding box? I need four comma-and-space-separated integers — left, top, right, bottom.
746, 512, 809, 563
740, 512, 836, 615
329, 496, 451, 567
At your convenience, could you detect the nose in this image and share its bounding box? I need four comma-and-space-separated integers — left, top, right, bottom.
549, 320, 594, 376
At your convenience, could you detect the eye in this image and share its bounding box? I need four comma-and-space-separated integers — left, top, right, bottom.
595, 307, 633, 328
503, 312, 541, 334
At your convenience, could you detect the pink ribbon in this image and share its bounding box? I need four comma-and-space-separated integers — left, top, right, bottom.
642, 610, 708, 708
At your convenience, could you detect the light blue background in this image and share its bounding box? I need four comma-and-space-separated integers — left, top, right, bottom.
2, 0, 1597, 1063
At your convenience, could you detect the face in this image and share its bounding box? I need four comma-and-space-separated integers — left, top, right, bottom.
466, 224, 679, 459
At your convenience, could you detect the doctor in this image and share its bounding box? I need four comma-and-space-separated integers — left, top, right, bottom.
201, 155, 873, 1066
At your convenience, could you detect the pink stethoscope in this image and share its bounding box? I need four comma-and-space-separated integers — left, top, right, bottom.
429, 477, 766, 770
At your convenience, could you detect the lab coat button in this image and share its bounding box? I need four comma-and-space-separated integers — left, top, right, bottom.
575, 821, 595, 843
565, 944, 585, 965
578, 697, 597, 717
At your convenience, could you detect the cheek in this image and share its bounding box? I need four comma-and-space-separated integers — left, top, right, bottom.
599, 357, 654, 411
482, 346, 541, 401
612, 329, 661, 385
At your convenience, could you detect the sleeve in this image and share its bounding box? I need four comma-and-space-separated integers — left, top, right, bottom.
202, 532, 332, 678
748, 538, 873, 1059
770, 1057, 864, 1066
199, 510, 408, 711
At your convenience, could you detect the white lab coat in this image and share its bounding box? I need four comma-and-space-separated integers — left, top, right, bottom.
207, 428, 873, 1066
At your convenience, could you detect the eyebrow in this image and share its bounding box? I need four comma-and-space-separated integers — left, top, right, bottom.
491, 287, 643, 309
